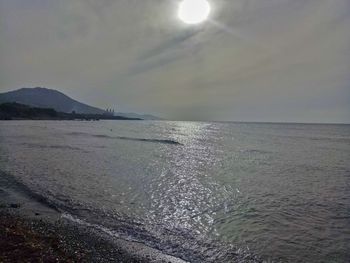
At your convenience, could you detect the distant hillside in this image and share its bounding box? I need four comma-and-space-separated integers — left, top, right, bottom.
0, 102, 142, 121
0, 102, 58, 120
0, 87, 160, 119
0, 87, 105, 114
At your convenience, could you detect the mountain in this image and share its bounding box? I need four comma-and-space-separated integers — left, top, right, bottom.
0, 87, 160, 119
0, 87, 104, 114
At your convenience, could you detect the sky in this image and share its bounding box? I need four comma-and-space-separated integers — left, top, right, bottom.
0, 0, 349, 123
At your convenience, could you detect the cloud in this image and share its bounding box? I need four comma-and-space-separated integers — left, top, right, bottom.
0, 0, 349, 122
137, 29, 201, 61
128, 29, 201, 75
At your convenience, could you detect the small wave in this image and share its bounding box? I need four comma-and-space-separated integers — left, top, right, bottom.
93, 134, 112, 138
67, 131, 181, 145
62, 213, 126, 240
117, 136, 182, 145
21, 143, 83, 151
91, 134, 182, 145
67, 131, 89, 136
0, 171, 61, 212
61, 212, 260, 263
240, 149, 272, 154
61, 213, 188, 263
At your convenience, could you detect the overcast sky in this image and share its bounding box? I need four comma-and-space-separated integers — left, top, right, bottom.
0, 0, 349, 122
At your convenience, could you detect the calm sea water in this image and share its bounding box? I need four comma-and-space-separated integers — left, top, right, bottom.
0, 121, 349, 262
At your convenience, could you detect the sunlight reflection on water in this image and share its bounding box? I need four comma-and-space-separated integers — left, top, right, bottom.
1, 121, 349, 262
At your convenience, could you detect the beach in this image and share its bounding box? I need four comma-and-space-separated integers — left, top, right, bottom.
0, 176, 187, 263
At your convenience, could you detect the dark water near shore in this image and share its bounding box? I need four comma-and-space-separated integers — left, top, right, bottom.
1, 121, 349, 262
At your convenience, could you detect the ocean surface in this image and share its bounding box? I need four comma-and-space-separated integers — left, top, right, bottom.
0, 120, 349, 262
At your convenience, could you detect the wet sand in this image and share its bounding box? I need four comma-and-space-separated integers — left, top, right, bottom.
0, 208, 174, 263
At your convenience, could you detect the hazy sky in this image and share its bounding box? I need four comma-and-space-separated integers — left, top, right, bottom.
1, 0, 349, 122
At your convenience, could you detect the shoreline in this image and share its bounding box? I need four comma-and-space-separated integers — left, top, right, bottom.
0, 209, 186, 263
0, 173, 187, 263
0, 167, 263, 263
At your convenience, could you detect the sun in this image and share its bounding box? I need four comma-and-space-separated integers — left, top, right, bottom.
178, 0, 211, 25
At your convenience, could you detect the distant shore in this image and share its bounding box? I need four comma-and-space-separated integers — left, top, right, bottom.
0, 102, 143, 121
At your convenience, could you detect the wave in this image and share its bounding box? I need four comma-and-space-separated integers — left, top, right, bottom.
0, 170, 61, 212
20, 143, 83, 151
116, 136, 182, 145
67, 132, 182, 145
61, 212, 260, 263
240, 149, 272, 155
93, 134, 181, 145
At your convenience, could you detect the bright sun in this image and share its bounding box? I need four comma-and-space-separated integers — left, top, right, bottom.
178, 0, 211, 25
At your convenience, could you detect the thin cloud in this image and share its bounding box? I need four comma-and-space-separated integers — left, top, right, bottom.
0, 0, 349, 122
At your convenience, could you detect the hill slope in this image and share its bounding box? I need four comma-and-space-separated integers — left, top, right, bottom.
0, 102, 142, 120
0, 87, 105, 114
0, 87, 161, 119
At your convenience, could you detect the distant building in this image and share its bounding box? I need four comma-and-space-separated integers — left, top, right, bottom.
104, 108, 115, 116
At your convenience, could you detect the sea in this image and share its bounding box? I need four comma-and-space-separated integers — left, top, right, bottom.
0, 120, 349, 262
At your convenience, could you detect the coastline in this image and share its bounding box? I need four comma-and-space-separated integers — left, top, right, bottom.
0, 170, 263, 263
0, 102, 143, 121
0, 172, 186, 263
